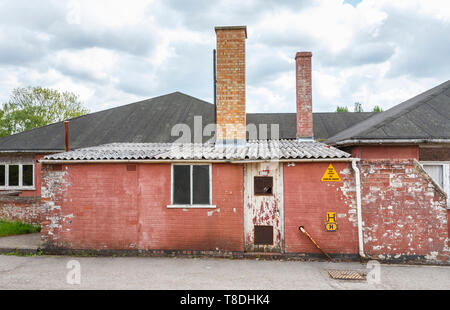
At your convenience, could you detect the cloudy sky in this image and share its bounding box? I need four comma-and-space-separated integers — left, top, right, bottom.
0, 0, 449, 113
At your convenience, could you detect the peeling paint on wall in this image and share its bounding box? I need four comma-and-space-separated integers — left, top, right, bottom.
360, 159, 450, 263
244, 162, 282, 252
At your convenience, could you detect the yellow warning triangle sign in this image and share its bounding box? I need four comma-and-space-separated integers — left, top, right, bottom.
321, 164, 341, 182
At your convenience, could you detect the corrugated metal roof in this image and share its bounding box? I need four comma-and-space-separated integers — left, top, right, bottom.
42, 140, 351, 161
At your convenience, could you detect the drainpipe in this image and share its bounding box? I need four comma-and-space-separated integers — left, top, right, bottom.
352, 158, 366, 258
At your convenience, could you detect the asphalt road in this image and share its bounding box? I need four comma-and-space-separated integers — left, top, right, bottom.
0, 255, 449, 290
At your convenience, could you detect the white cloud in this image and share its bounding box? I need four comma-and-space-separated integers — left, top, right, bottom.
0, 0, 449, 114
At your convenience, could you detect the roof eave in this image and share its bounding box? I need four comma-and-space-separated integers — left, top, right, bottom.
331, 139, 450, 147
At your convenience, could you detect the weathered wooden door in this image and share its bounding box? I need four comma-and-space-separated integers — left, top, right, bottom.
244, 162, 283, 252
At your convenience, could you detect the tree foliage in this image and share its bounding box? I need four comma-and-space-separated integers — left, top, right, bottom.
336, 106, 349, 112
372, 105, 383, 112
0, 87, 89, 137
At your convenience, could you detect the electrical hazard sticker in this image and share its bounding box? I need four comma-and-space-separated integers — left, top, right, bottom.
321, 164, 341, 182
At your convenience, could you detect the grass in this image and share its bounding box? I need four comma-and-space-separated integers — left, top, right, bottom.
0, 220, 41, 237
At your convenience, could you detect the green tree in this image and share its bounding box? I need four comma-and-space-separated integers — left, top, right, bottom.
354, 102, 363, 112
0, 87, 89, 137
336, 106, 349, 112
372, 105, 383, 112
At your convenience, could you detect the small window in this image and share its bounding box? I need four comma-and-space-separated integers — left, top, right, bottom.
0, 165, 5, 186
0, 163, 34, 189
422, 162, 450, 208
22, 165, 34, 186
173, 165, 191, 205
254, 176, 273, 195
8, 165, 19, 187
423, 164, 443, 188
172, 164, 211, 206
193, 165, 210, 204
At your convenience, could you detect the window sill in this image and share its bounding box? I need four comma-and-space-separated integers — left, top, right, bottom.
0, 187, 36, 191
167, 204, 216, 209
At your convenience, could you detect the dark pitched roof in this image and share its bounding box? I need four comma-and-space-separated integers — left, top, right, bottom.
328, 80, 450, 145
0, 91, 374, 152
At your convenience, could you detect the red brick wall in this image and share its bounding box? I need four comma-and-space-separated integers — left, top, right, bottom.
350, 145, 419, 160
295, 52, 313, 139
0, 196, 42, 225
284, 162, 359, 254
215, 26, 247, 141
360, 159, 449, 262
41, 163, 244, 251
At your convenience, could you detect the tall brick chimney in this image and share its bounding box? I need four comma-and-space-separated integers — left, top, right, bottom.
295, 52, 313, 140
215, 26, 247, 144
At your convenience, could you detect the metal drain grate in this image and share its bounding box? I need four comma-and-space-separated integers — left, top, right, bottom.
328, 270, 366, 281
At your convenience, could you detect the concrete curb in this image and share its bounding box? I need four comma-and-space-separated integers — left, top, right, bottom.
1, 245, 448, 266
0, 247, 42, 256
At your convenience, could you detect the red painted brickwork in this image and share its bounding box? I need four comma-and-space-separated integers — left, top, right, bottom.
295, 52, 313, 139
215, 26, 247, 141
0, 196, 42, 225
41, 163, 244, 251
350, 145, 419, 160
359, 159, 449, 262
284, 162, 359, 254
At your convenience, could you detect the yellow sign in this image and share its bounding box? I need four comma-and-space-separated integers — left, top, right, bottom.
327, 212, 337, 223
325, 222, 338, 232
321, 164, 341, 182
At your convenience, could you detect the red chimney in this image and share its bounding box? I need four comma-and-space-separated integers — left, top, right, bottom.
295, 52, 313, 140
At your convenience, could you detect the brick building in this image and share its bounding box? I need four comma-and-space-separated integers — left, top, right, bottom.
1, 26, 449, 263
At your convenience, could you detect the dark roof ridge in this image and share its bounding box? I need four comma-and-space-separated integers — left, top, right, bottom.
0, 91, 210, 142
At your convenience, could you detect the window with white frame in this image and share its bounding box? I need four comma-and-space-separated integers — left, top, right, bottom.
169, 164, 213, 208
422, 162, 450, 208
0, 164, 35, 189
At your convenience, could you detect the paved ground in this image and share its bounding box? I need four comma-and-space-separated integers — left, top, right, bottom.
0, 254, 449, 290
0, 233, 41, 250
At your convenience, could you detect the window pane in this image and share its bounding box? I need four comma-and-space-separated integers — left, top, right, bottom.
9, 165, 19, 186
423, 165, 443, 187
23, 165, 33, 186
173, 165, 191, 204
0, 165, 5, 186
193, 165, 210, 204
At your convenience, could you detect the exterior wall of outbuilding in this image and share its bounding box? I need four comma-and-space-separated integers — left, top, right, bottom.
283, 162, 359, 255
40, 163, 244, 252
348, 145, 449, 263
358, 159, 449, 262
39, 149, 449, 263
